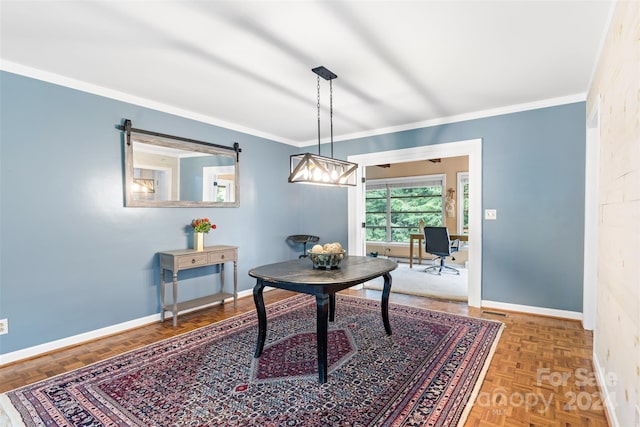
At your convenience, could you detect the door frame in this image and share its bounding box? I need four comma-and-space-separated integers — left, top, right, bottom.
583, 99, 600, 330
347, 138, 483, 307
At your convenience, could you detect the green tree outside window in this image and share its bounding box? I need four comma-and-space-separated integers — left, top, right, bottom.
366, 180, 444, 243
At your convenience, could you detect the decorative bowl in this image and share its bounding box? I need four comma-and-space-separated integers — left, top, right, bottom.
307, 250, 346, 269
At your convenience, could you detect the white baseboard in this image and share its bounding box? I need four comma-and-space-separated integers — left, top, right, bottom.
0, 288, 256, 366
481, 300, 582, 321
0, 314, 160, 366
593, 350, 621, 427
0, 292, 586, 366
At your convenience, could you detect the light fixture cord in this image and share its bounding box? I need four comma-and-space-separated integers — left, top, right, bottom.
317, 75, 321, 156
330, 79, 333, 159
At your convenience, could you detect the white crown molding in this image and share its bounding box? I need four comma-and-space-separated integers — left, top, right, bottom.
0, 60, 299, 146
299, 93, 587, 147
2, 60, 585, 149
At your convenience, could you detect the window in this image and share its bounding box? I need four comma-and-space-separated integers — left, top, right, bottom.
457, 172, 469, 234
366, 175, 445, 243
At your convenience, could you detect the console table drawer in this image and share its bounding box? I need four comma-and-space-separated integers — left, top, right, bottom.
177, 253, 209, 268
209, 250, 236, 264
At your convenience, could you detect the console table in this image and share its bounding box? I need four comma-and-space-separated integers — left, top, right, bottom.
159, 245, 238, 326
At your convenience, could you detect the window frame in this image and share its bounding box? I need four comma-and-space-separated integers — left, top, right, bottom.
457, 171, 469, 235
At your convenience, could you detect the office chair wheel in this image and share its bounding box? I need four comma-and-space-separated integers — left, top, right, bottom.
424, 265, 442, 275
424, 261, 460, 275
441, 265, 460, 275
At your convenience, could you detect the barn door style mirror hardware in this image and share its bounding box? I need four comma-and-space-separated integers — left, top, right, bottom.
118, 119, 241, 207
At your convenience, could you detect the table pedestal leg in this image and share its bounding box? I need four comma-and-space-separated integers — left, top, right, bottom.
329, 293, 336, 322
316, 294, 329, 384
381, 272, 393, 335
253, 280, 267, 358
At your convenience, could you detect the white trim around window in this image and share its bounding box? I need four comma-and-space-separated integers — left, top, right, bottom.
457, 172, 469, 235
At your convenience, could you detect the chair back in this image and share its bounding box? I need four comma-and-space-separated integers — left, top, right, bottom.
423, 227, 452, 256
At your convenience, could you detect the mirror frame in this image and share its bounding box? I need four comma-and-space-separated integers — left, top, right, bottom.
121, 120, 240, 208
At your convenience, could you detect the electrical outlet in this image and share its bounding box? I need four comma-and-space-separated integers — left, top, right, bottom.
485, 209, 497, 220
0, 318, 8, 335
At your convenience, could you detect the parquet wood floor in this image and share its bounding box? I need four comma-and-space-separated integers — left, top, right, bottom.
0, 289, 610, 426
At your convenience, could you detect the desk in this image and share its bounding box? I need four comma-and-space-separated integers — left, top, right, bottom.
409, 233, 424, 268
159, 245, 238, 326
249, 256, 397, 383
409, 233, 468, 268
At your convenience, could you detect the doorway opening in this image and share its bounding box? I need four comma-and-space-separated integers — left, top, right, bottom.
361, 157, 469, 301
347, 138, 482, 307
203, 166, 236, 203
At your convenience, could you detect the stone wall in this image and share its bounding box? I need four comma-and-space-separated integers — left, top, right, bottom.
586, 2, 640, 425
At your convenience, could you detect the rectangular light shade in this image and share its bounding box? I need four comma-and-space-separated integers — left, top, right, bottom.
289, 153, 358, 187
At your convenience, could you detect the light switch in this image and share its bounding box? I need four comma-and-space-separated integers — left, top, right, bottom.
485, 209, 497, 220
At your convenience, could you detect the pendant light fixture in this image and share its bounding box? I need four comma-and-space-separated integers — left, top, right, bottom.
288, 66, 358, 187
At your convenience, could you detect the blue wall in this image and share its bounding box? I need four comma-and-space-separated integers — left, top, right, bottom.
0, 71, 586, 356
0, 71, 301, 353
302, 103, 586, 313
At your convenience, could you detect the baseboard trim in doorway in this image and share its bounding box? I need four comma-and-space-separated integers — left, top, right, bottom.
482, 300, 582, 321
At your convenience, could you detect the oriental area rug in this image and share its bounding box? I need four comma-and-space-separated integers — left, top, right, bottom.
1, 295, 503, 427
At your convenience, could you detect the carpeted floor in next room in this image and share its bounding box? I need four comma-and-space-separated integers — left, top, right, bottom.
365, 258, 468, 301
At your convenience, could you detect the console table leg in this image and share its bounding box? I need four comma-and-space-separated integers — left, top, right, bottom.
316, 294, 330, 384
381, 272, 393, 335
233, 261, 238, 307
172, 272, 178, 327
220, 263, 225, 305
253, 280, 267, 358
160, 269, 166, 323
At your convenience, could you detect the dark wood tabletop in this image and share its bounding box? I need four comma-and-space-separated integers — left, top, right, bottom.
249, 256, 397, 289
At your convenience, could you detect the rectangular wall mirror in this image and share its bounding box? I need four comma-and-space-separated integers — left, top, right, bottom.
121, 122, 240, 207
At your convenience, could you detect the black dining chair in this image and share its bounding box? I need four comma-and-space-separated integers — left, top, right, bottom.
423, 227, 460, 275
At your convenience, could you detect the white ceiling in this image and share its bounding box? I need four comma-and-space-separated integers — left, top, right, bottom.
0, 1, 613, 147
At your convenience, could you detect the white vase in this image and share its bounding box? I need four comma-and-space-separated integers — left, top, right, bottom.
194, 232, 205, 251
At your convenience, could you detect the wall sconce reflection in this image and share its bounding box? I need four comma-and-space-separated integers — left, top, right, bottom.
133, 178, 155, 193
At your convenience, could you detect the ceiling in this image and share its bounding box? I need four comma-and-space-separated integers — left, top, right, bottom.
0, 1, 613, 147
